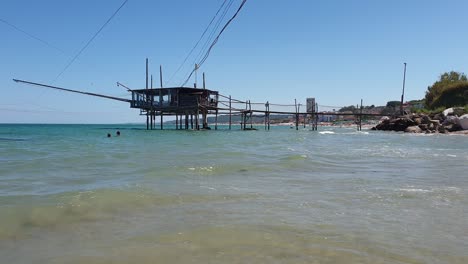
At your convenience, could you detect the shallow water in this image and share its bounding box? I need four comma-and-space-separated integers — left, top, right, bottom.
1, 124, 467, 263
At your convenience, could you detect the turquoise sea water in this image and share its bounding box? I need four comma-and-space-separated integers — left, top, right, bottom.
1, 124, 467, 263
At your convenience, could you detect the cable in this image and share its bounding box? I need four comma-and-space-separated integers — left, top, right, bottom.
165, 0, 229, 86
196, 0, 246, 69
177, 0, 234, 87
194, 0, 234, 64
0, 18, 65, 54
53, 0, 129, 82
181, 0, 247, 87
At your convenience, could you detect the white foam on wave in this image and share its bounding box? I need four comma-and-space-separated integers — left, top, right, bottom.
398, 188, 432, 193
319, 131, 335, 135
397, 186, 461, 194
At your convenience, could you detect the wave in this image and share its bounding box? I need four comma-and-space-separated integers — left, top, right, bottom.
0, 188, 255, 240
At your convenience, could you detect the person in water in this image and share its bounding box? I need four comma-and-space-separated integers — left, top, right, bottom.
116, 131, 121, 136
107, 133, 111, 138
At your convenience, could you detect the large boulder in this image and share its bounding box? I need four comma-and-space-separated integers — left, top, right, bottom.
442, 107, 465, 117
421, 115, 431, 124
442, 115, 459, 126
393, 117, 416, 131
413, 117, 422, 125
405, 126, 422, 133
459, 114, 468, 130
445, 123, 462, 132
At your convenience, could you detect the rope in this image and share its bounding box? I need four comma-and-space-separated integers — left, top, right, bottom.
53, 0, 129, 82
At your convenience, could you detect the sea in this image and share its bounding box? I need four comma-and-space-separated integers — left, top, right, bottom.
1, 123, 467, 264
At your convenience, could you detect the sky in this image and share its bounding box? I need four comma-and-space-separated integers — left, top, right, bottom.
1, 0, 467, 123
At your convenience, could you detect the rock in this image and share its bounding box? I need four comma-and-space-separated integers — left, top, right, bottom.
380, 116, 390, 122
459, 114, 468, 130
389, 117, 415, 131
418, 124, 428, 131
405, 126, 422, 133
430, 120, 440, 131
445, 123, 462, 132
433, 113, 443, 121
442, 108, 454, 117
442, 116, 459, 126
413, 117, 422, 125
444, 107, 466, 117
421, 115, 431, 124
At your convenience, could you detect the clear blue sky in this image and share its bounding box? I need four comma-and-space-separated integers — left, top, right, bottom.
1, 0, 467, 123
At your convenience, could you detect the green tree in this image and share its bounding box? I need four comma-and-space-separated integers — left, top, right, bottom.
386, 101, 401, 108
425, 71, 468, 109
338, 105, 357, 112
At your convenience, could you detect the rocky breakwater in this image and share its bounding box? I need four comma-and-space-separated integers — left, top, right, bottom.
372, 108, 467, 134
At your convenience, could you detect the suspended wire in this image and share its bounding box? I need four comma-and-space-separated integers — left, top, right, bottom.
194, 0, 234, 64
181, 0, 248, 87
177, 0, 234, 87
195, 0, 246, 70
181, 0, 235, 86
53, 0, 129, 82
165, 0, 229, 87
0, 18, 65, 54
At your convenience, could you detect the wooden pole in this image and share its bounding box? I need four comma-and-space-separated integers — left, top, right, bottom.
194, 64, 198, 88
314, 103, 319, 131
267, 102, 270, 130
158, 66, 162, 129
203, 72, 206, 89
229, 95, 232, 130
146, 58, 149, 130
360, 99, 363, 131
246, 100, 248, 130
160, 65, 163, 88
215, 109, 218, 130
160, 113, 163, 130
295, 99, 299, 130
243, 112, 246, 130
249, 100, 253, 129
176, 114, 179, 130
400, 62, 407, 116
190, 114, 193, 129
150, 74, 153, 129
196, 106, 200, 130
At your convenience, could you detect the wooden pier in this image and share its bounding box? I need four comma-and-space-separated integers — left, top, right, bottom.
13, 59, 383, 131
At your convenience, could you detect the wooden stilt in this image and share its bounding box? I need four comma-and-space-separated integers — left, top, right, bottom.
249, 100, 253, 129
146, 58, 149, 130
267, 101, 270, 130
295, 99, 299, 130
229, 95, 232, 130
359, 99, 363, 131
203, 72, 206, 89
160, 113, 163, 130
296, 114, 299, 130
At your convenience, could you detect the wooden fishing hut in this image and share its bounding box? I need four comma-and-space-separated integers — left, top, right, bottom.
131, 86, 219, 130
